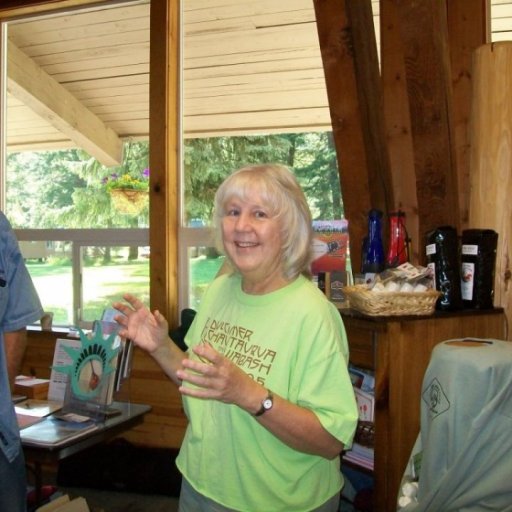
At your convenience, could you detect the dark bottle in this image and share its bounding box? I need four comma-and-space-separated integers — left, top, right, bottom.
425, 226, 462, 310
386, 210, 409, 268
362, 209, 385, 273
461, 229, 498, 309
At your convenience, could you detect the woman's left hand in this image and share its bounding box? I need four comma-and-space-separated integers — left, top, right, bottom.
177, 342, 257, 410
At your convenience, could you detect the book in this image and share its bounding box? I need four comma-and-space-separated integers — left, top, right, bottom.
20, 416, 98, 447
48, 338, 82, 403
351, 441, 374, 460
343, 450, 374, 471
14, 375, 50, 400
354, 387, 375, 422
311, 219, 349, 275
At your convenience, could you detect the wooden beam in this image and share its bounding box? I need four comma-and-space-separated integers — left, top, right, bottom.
380, 0, 419, 262
393, 0, 460, 257
313, 0, 393, 273
149, 0, 179, 326
7, 42, 123, 166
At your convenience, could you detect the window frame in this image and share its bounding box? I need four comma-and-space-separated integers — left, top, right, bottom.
14, 228, 149, 328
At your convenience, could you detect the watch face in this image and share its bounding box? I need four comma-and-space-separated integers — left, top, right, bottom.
263, 398, 273, 409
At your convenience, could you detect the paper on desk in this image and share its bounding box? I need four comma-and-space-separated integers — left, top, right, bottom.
15, 399, 63, 417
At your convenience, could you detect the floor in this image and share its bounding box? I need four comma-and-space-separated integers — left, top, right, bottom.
28, 465, 180, 512
39, 488, 360, 512
30, 465, 368, 512
56, 487, 179, 512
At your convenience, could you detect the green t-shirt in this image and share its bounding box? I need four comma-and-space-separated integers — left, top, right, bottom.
176, 274, 358, 512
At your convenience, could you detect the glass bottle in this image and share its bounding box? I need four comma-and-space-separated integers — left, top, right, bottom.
362, 209, 385, 273
386, 210, 409, 268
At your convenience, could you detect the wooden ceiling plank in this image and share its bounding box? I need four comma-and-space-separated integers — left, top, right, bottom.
184, 91, 328, 115
184, 24, 321, 58
185, 56, 322, 79
185, 11, 314, 36
52, 64, 149, 83
184, 107, 331, 136
185, 47, 321, 70
7, 42, 123, 166
9, 3, 149, 37
17, 29, 149, 59
33, 42, 150, 68
184, 0, 311, 21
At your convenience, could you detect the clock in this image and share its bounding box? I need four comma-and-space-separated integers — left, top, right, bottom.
53, 327, 120, 401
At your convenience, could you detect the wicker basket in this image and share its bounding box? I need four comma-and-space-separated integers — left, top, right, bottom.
344, 284, 440, 316
110, 188, 149, 215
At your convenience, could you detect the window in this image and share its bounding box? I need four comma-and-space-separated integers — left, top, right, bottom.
179, 132, 344, 309
2, 2, 150, 328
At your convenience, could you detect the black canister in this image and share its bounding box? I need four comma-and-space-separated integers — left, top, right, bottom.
425, 226, 463, 310
461, 229, 498, 309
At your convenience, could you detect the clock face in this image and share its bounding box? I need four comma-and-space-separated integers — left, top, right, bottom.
76, 355, 105, 395
70, 339, 116, 399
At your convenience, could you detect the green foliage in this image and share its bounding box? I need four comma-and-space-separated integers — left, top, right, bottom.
183, 132, 344, 224
7, 133, 344, 230
6, 142, 149, 229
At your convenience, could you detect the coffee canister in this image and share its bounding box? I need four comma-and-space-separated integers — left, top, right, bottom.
461, 229, 498, 309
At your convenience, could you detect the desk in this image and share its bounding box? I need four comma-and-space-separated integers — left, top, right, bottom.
22, 402, 151, 506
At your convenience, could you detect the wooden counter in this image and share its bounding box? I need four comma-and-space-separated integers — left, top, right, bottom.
340, 308, 507, 512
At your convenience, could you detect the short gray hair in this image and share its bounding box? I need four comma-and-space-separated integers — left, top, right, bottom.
213, 164, 313, 280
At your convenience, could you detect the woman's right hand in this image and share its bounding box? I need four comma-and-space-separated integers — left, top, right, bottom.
112, 293, 169, 354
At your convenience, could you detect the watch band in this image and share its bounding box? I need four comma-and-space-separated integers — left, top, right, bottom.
254, 390, 274, 417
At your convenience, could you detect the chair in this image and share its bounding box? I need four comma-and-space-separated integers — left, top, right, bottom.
397, 338, 512, 511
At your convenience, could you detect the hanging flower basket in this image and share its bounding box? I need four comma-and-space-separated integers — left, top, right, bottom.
110, 188, 149, 215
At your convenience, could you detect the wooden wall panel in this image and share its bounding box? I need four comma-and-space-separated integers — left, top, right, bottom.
380, 0, 487, 263
469, 41, 512, 339
447, 0, 488, 230
313, 0, 393, 272
380, 0, 419, 261
392, 0, 460, 258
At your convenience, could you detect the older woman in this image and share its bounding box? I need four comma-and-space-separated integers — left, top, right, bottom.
114, 164, 358, 512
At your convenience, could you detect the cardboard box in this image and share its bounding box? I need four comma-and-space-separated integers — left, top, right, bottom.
14, 376, 50, 400
36, 495, 90, 512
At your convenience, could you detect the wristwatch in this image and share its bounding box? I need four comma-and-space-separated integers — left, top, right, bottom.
254, 390, 274, 416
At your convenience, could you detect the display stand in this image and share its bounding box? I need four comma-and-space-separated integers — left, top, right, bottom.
54, 323, 133, 422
